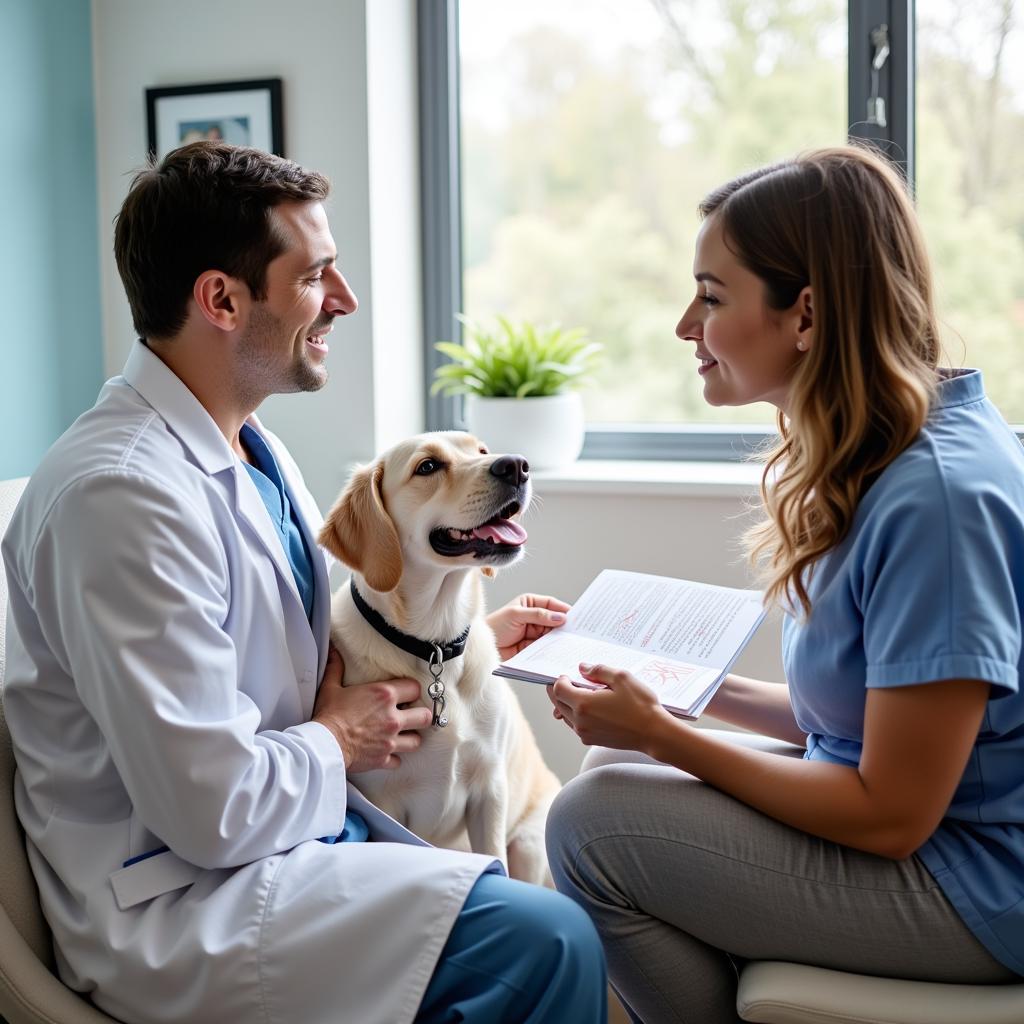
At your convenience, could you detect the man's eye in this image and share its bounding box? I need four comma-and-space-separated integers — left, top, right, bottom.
306, 273, 324, 285
415, 459, 442, 476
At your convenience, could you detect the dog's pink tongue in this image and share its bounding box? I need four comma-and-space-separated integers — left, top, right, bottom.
472, 519, 528, 546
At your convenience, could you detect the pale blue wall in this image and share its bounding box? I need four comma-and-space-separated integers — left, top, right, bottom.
0, 0, 104, 480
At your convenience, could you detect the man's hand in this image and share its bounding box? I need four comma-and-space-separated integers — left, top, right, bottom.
312, 647, 432, 772
486, 593, 570, 661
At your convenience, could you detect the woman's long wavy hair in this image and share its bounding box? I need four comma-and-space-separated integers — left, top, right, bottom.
699, 145, 942, 616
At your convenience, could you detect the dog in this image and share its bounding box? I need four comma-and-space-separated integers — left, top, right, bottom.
317, 431, 561, 885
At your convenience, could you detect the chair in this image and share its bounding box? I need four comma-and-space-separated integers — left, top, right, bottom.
0, 476, 122, 1024
734, 837, 1024, 1019
737, 959, 1024, 1024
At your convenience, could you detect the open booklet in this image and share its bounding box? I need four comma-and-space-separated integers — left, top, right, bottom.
494, 569, 767, 720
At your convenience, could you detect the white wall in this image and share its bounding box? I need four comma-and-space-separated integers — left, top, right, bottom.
89, 0, 784, 786
92, 0, 422, 508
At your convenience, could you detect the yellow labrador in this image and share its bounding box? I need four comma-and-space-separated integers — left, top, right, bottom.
318, 431, 561, 884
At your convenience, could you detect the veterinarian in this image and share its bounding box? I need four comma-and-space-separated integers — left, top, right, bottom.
545, 143, 1024, 1022
2, 142, 606, 1024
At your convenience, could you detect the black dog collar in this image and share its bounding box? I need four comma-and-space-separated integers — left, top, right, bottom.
349, 578, 471, 663
349, 579, 471, 729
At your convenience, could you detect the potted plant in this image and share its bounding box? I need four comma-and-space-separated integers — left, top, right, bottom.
431, 315, 604, 470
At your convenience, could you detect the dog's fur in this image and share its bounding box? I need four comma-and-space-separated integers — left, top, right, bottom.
318, 431, 561, 885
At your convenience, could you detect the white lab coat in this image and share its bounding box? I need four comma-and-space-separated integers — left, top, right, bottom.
1, 342, 500, 1024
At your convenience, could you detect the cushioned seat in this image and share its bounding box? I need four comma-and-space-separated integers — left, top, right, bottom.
737, 959, 1024, 1024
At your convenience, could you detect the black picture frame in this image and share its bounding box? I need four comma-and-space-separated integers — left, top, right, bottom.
145, 78, 284, 159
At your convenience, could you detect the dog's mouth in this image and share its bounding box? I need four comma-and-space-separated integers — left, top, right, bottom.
429, 500, 527, 560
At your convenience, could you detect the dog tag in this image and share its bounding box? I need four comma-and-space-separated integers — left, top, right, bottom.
428, 644, 449, 728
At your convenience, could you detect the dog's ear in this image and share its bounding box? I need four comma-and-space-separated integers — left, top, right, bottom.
318, 462, 403, 593
480, 566, 497, 579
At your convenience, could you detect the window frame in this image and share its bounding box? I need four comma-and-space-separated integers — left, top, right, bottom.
418, 0, 1019, 458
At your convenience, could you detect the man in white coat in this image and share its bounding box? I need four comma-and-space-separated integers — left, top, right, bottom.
1, 142, 606, 1024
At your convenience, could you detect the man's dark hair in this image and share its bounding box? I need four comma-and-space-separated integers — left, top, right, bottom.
114, 142, 330, 340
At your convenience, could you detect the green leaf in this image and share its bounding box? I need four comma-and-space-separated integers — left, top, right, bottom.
430, 313, 605, 398
434, 341, 473, 363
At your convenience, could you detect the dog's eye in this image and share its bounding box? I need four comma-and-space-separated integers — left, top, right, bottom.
478, 447, 489, 455
414, 459, 442, 476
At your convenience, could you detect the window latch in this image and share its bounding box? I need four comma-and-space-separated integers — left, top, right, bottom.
867, 23, 890, 127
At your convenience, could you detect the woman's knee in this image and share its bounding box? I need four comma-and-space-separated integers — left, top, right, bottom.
544, 769, 605, 881
581, 745, 664, 771
546, 762, 666, 865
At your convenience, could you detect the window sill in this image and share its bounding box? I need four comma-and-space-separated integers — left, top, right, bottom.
532, 459, 763, 498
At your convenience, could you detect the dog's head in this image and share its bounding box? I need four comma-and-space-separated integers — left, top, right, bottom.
318, 431, 531, 593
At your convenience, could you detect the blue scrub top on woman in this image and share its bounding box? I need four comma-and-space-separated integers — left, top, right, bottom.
783, 368, 1024, 975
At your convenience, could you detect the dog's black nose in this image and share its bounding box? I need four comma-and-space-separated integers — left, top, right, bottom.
489, 454, 530, 487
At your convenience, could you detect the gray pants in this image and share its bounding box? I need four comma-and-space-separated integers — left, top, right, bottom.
545, 732, 1016, 1024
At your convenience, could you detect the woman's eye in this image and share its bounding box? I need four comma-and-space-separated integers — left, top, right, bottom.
700, 293, 720, 307
415, 459, 441, 476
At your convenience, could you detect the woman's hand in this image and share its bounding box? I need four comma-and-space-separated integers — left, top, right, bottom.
548, 662, 672, 753
486, 593, 570, 662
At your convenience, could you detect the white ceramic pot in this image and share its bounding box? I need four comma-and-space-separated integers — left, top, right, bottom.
464, 392, 586, 471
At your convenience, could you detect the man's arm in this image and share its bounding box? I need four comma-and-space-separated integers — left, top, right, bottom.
40, 472, 347, 869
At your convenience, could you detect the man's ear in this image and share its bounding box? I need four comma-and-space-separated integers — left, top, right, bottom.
318, 462, 403, 593
193, 270, 248, 332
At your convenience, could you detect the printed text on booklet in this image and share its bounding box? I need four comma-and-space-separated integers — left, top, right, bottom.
494, 569, 766, 719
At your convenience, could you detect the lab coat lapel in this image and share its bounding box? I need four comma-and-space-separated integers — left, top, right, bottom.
229, 464, 306, 611
121, 343, 317, 680
245, 417, 332, 682
292, 494, 331, 680
221, 445, 322, 720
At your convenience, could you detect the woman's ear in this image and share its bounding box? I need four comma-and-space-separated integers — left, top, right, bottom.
318, 462, 403, 593
795, 286, 813, 351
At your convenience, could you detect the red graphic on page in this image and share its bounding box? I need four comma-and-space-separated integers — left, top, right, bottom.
637, 661, 694, 686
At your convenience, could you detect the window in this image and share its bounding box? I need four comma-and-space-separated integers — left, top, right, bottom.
916, 1, 1024, 425
420, 1, 1023, 459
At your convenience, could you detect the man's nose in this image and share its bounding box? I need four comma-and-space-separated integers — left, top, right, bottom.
324, 268, 358, 317
489, 455, 530, 487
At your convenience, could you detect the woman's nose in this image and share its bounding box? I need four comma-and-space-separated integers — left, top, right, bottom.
675, 309, 701, 342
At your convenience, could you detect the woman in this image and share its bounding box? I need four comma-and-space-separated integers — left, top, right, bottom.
544, 144, 1024, 1023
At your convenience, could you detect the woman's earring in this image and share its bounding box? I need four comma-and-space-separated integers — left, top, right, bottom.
796, 341, 807, 351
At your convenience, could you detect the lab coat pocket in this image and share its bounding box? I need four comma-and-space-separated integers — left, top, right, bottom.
109, 849, 204, 910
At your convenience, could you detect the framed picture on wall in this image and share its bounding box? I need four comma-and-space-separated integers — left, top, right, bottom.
145, 78, 284, 159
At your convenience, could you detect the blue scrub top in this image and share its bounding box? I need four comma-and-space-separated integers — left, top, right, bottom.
783, 369, 1024, 975
240, 424, 316, 622
240, 424, 367, 844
